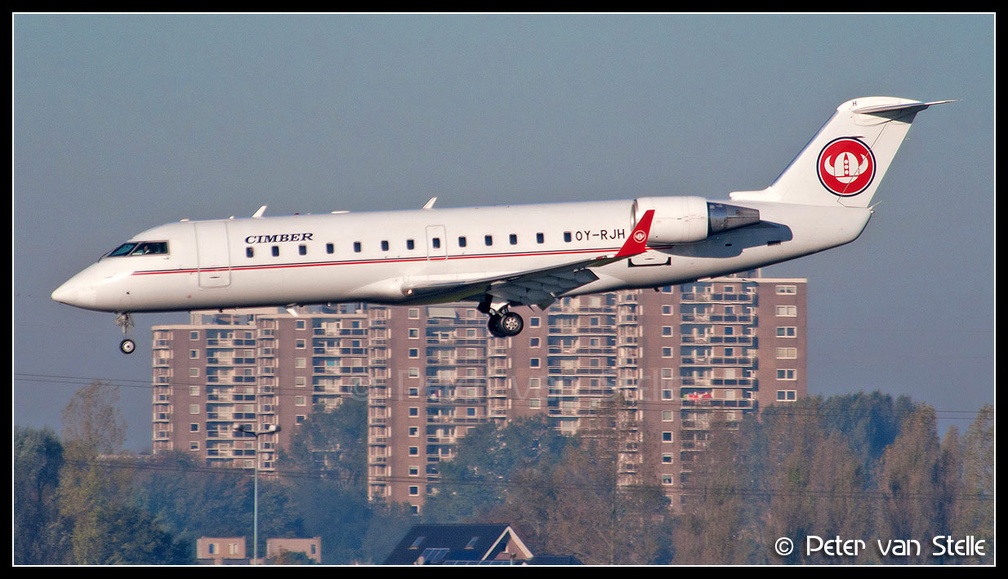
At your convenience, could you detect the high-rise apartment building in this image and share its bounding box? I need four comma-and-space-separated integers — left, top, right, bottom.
151, 273, 806, 513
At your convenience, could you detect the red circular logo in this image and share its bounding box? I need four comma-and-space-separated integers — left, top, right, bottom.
817, 137, 875, 196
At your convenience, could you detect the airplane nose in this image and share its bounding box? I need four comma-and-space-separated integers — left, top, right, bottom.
51, 278, 97, 309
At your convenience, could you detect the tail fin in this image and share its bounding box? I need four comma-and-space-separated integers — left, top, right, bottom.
730, 97, 953, 208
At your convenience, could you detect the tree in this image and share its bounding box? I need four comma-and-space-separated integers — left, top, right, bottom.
672, 414, 748, 564
58, 381, 130, 563
874, 404, 943, 564
424, 416, 571, 523
277, 398, 372, 563
13, 426, 72, 564
954, 403, 994, 564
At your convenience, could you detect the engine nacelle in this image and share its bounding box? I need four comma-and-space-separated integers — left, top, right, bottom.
633, 197, 761, 244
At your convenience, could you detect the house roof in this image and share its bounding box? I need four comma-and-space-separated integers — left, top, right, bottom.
383, 524, 534, 565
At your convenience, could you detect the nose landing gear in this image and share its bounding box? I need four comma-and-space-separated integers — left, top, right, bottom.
115, 312, 136, 354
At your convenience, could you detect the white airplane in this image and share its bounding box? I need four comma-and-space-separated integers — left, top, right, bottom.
52, 96, 950, 354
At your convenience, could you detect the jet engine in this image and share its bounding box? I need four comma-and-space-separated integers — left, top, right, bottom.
632, 196, 761, 244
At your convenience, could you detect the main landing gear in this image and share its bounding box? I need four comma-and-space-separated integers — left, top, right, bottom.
479, 297, 524, 338
115, 312, 136, 354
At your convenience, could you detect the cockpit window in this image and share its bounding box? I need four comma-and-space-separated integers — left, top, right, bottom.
135, 242, 168, 255
108, 242, 139, 257
106, 241, 169, 257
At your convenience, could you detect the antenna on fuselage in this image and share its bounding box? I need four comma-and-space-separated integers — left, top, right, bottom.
423, 197, 437, 209
253, 205, 267, 218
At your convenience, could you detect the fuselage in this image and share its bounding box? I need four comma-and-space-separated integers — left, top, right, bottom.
50, 197, 871, 314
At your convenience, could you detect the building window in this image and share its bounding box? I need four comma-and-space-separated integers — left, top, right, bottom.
776, 284, 797, 295
190, 350, 200, 359
409, 446, 419, 456
409, 486, 419, 496
777, 369, 797, 381
189, 404, 200, 415
777, 390, 798, 401
190, 331, 199, 340
530, 337, 540, 348
776, 305, 797, 317
408, 387, 419, 398
190, 441, 200, 451
189, 385, 200, 395
662, 347, 673, 358
661, 326, 674, 336
776, 347, 798, 359
408, 426, 419, 437
408, 308, 420, 319
408, 328, 419, 339
295, 357, 307, 368
662, 305, 674, 315
189, 368, 200, 378
530, 358, 540, 368
776, 326, 797, 338
408, 367, 420, 378
408, 407, 419, 417
662, 389, 673, 400
662, 474, 674, 486
295, 396, 307, 406
296, 320, 306, 330
662, 431, 674, 443
409, 466, 419, 476
408, 348, 419, 358
530, 398, 541, 409
662, 410, 674, 422
296, 415, 306, 424
190, 423, 199, 432
662, 453, 674, 464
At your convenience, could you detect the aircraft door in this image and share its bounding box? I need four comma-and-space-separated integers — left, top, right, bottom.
194, 221, 232, 288
426, 225, 447, 260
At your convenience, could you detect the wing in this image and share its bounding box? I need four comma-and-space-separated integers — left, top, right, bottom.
401, 210, 655, 309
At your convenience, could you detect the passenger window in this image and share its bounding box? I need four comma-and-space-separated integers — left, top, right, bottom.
484, 235, 493, 246
271, 246, 280, 257
246, 247, 254, 258
432, 238, 441, 249
298, 245, 307, 256
326, 243, 334, 254
353, 242, 362, 253
537, 232, 544, 243
458, 236, 467, 248
407, 239, 415, 250
381, 240, 389, 251
509, 234, 517, 245
564, 232, 572, 242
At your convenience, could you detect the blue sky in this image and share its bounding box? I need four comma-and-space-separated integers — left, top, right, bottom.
13, 13, 995, 451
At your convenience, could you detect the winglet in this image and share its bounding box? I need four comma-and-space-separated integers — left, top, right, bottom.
613, 209, 654, 259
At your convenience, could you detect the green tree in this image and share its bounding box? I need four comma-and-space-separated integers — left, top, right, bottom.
424, 416, 571, 523
132, 451, 251, 543
278, 398, 373, 563
13, 426, 72, 564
